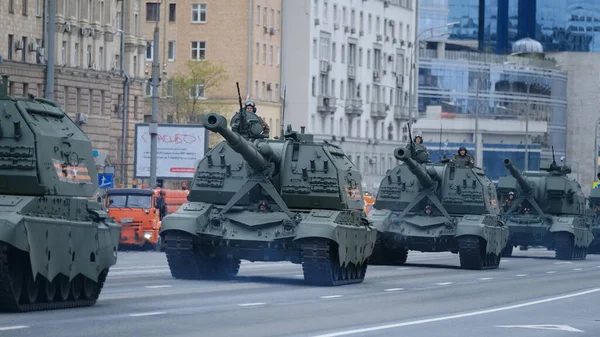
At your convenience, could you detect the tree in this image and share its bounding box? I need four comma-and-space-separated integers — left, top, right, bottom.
162, 60, 228, 123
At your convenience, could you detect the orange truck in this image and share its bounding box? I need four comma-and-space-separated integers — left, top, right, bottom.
105, 188, 188, 251
363, 192, 376, 215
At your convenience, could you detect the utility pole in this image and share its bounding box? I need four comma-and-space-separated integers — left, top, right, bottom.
45, 0, 56, 100
149, 4, 161, 188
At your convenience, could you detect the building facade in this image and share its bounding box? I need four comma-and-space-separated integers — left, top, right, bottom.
281, 0, 417, 192
414, 40, 568, 181
418, 0, 600, 191
0, 0, 147, 186
138, 0, 283, 148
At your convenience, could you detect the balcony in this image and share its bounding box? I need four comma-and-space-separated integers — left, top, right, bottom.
317, 95, 336, 114
344, 99, 363, 117
394, 106, 409, 121
370, 102, 387, 119
319, 60, 331, 74
347, 64, 356, 78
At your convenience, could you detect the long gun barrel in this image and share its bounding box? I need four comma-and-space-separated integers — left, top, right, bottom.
394, 147, 435, 188
503, 158, 532, 194
203, 113, 279, 171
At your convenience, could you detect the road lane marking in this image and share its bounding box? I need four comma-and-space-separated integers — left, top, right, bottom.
478, 278, 493, 281
145, 285, 172, 289
310, 288, 600, 337
0, 325, 29, 331
237, 302, 266, 307
128, 311, 166, 317
320, 295, 343, 299
496, 324, 584, 332
572, 268, 582, 271
546, 271, 556, 274
516, 274, 527, 277
554, 261, 572, 265
396, 267, 410, 270
435, 282, 453, 286
384, 288, 404, 292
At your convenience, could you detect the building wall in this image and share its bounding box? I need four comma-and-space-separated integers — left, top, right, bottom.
550, 52, 600, 192
282, 0, 417, 191
0, 0, 147, 187
138, 0, 282, 138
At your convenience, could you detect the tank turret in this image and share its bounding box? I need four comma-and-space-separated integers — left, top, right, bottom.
496, 149, 593, 260
160, 109, 377, 286
204, 113, 280, 171
367, 141, 508, 270
0, 75, 120, 312
394, 147, 435, 188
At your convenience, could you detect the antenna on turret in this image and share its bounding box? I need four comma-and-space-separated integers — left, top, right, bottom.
407, 122, 414, 158
550, 146, 558, 170
236, 82, 247, 135
280, 86, 287, 139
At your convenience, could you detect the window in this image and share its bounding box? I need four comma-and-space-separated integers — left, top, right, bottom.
88, 0, 92, 21
332, 42, 336, 62
36, 0, 41, 16
134, 14, 138, 34
312, 39, 317, 58
191, 41, 206, 60
269, 45, 273, 65
7, 35, 13, 60
191, 3, 206, 23
61, 41, 66, 64
22, 0, 28, 15
262, 44, 266, 64
270, 8, 274, 27
146, 41, 153, 61
169, 3, 176, 22
358, 48, 363, 66
9, 0, 14, 13
276, 47, 280, 66
255, 42, 259, 63
168, 41, 175, 61
133, 55, 137, 76
312, 76, 316, 96
74, 42, 79, 67
21, 37, 27, 62
276, 10, 280, 29
86, 45, 92, 67
323, 1, 328, 24
146, 2, 159, 21
99, 46, 103, 69
190, 83, 205, 98
254, 81, 258, 97
100, 1, 104, 24
256, 5, 260, 25
341, 44, 345, 64
262, 7, 266, 26
261, 81, 265, 99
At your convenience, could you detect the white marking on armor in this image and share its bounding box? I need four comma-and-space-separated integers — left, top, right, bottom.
384, 288, 404, 292
515, 274, 527, 277
0, 325, 29, 331
478, 277, 493, 281
546, 271, 556, 274
237, 302, 266, 307
145, 285, 172, 289
310, 288, 600, 337
435, 282, 453, 286
128, 311, 166, 317
320, 295, 343, 299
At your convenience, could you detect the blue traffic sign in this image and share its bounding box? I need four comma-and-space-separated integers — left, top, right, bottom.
98, 173, 114, 189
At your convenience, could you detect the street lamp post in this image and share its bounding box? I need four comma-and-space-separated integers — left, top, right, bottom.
408, 21, 460, 123
149, 1, 162, 188
595, 117, 600, 179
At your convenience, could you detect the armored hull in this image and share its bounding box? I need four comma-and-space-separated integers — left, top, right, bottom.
368, 146, 508, 270
0, 78, 121, 312
160, 113, 377, 286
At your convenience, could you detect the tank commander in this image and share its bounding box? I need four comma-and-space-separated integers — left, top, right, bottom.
230, 101, 270, 138
245, 101, 270, 135
452, 146, 474, 167
502, 191, 515, 212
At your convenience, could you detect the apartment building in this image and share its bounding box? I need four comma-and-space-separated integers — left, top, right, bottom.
282, 0, 417, 191
0, 0, 147, 186
139, 0, 283, 146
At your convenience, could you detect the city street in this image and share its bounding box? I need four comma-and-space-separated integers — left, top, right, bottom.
0, 248, 598, 337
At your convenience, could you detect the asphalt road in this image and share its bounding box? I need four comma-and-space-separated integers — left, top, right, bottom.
1, 248, 599, 337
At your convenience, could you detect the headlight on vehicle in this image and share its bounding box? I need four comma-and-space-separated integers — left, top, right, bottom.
144, 232, 153, 239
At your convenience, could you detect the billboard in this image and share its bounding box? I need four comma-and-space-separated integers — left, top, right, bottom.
134, 123, 208, 179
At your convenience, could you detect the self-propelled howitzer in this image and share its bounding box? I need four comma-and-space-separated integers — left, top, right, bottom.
497, 157, 593, 259
0, 75, 120, 312
160, 113, 377, 286
367, 143, 508, 270
587, 173, 600, 254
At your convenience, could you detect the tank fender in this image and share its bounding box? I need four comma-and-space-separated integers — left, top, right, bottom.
159, 202, 212, 238
294, 210, 377, 266
454, 215, 509, 255
0, 217, 29, 252
367, 209, 393, 232
549, 216, 594, 247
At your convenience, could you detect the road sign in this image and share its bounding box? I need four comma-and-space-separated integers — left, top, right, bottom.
98, 173, 114, 189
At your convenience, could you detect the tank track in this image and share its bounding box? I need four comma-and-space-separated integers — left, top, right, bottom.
164, 232, 240, 280
554, 232, 588, 260
301, 239, 367, 286
457, 235, 501, 270
0, 243, 108, 312
368, 238, 409, 266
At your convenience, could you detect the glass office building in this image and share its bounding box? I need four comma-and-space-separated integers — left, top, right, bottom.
419, 0, 600, 54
